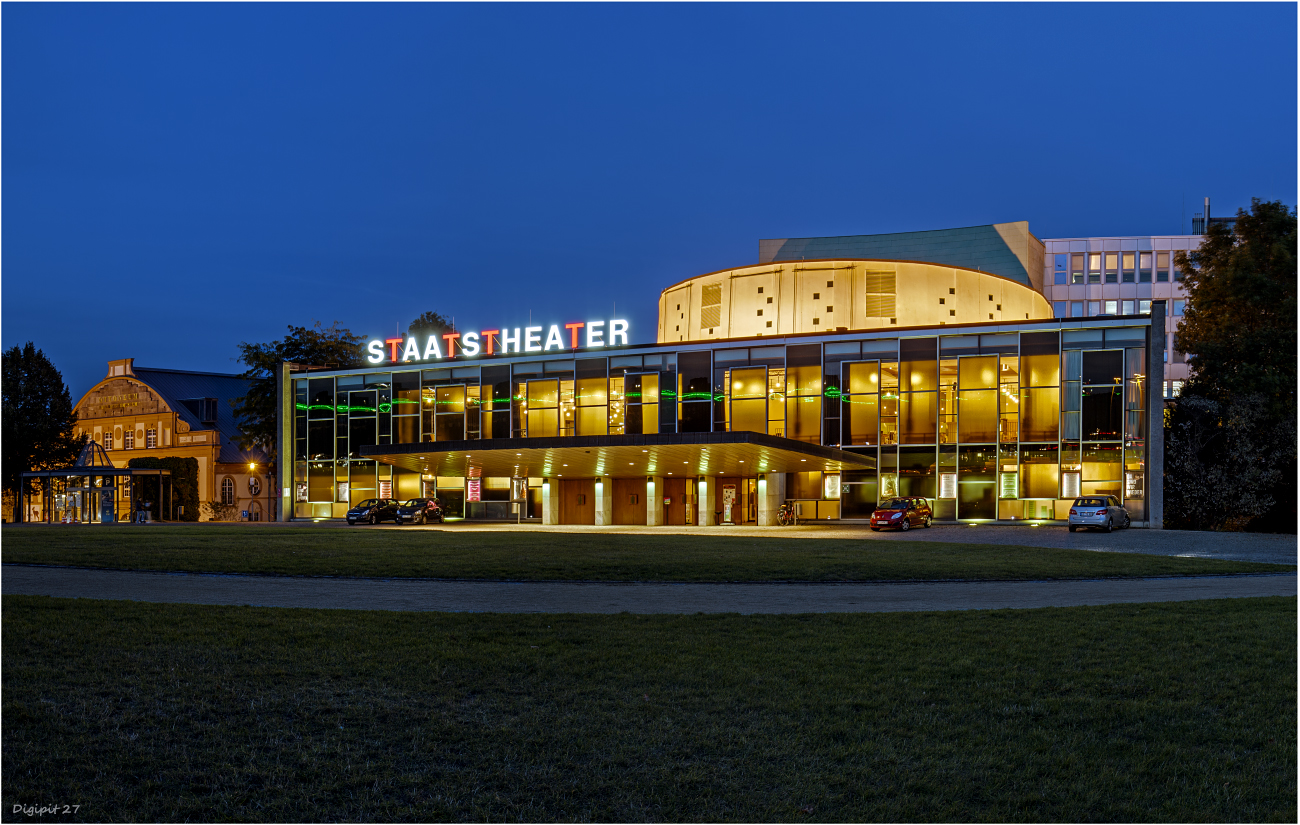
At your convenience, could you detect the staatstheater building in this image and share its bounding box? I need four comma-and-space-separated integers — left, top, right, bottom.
277, 222, 1171, 527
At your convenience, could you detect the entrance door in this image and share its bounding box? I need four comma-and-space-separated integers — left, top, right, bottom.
612, 478, 646, 525
745, 478, 757, 523
664, 478, 688, 525
560, 479, 595, 524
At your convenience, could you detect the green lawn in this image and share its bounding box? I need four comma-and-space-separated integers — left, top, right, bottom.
2, 595, 1294, 822
1, 526, 1290, 581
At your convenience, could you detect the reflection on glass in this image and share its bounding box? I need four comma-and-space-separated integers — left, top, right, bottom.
959, 356, 997, 389
958, 389, 997, 442
900, 393, 936, 444
845, 395, 879, 446
846, 362, 879, 394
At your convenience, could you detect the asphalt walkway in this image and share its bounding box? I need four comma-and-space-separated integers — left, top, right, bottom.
3, 564, 1293, 614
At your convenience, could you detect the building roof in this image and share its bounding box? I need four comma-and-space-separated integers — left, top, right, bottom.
759, 222, 1041, 287
130, 366, 268, 465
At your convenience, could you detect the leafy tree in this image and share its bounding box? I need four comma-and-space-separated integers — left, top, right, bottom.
2, 343, 85, 519
232, 321, 365, 458
407, 310, 455, 340
1169, 199, 1297, 531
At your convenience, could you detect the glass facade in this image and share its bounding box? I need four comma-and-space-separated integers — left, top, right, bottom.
291, 322, 1152, 523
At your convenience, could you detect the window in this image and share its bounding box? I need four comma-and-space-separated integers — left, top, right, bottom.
1087, 253, 1102, 283
1054, 253, 1068, 285
813, 292, 820, 300
1139, 300, 1152, 315
220, 478, 235, 506
146, 428, 157, 449
1088, 301, 1100, 316
103, 433, 113, 450
1139, 252, 1153, 282
826, 305, 833, 313
249, 477, 261, 496
123, 430, 135, 449
949, 287, 955, 294
826, 280, 834, 287
949, 309, 956, 316
1104, 252, 1118, 283
766, 297, 772, 304
1155, 252, 1169, 283
1071, 253, 1085, 284
1121, 252, 1135, 283
1104, 300, 1118, 315
766, 321, 772, 327
757, 309, 763, 316
1070, 301, 1083, 318
1173, 299, 1185, 315
1053, 301, 1068, 318
1122, 300, 1135, 315
939, 298, 945, 304
757, 287, 763, 294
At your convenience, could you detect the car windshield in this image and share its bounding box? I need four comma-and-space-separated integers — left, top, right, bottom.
356, 499, 377, 508
878, 500, 908, 510
403, 499, 425, 508
1074, 498, 1107, 507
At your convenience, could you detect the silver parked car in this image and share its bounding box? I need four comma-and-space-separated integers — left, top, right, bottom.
1068, 495, 1130, 533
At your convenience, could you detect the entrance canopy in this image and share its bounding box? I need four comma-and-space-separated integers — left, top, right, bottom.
362, 432, 874, 479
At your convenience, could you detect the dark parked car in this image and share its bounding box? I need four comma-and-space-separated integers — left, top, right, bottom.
870, 497, 933, 531
346, 498, 400, 525
395, 497, 444, 525
1068, 495, 1130, 532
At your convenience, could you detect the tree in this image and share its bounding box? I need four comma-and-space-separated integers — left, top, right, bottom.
1168, 199, 1297, 532
2, 343, 85, 519
407, 310, 454, 340
231, 321, 365, 458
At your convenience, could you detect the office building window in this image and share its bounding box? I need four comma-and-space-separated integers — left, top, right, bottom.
1087, 253, 1102, 284
1087, 301, 1100, 316
1053, 301, 1067, 318
1054, 253, 1068, 285
1139, 300, 1152, 314
1122, 300, 1135, 315
1104, 300, 1118, 315
1071, 253, 1085, 284
1070, 301, 1083, 318
1121, 252, 1135, 283
146, 428, 157, 449
1140, 252, 1153, 282
1104, 252, 1118, 283
1156, 252, 1169, 282
1173, 299, 1185, 315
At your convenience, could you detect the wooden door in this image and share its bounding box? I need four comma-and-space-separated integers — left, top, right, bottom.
664, 478, 687, 525
560, 479, 595, 525
612, 478, 646, 525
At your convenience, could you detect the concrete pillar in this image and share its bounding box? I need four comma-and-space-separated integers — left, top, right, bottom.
697, 476, 717, 525
756, 472, 787, 527
646, 476, 665, 526
594, 477, 613, 526
541, 478, 560, 525
1147, 301, 1166, 529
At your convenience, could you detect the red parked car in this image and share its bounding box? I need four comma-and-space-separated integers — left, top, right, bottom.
870, 497, 934, 531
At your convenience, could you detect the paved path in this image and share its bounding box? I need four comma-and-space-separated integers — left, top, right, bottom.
3, 565, 1293, 615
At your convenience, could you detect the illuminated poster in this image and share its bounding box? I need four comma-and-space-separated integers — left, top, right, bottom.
467, 479, 481, 502
1000, 473, 1018, 499
722, 484, 737, 524
823, 474, 841, 500
1062, 472, 1081, 498
939, 473, 957, 499
379, 480, 392, 499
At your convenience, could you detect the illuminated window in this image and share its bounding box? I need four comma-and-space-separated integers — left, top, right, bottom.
1121, 252, 1135, 283
1122, 300, 1135, 315
220, 478, 235, 506
124, 430, 135, 449
103, 433, 113, 450
1087, 253, 1102, 283
1104, 253, 1118, 283
146, 429, 157, 449
1104, 300, 1118, 315
1155, 252, 1169, 283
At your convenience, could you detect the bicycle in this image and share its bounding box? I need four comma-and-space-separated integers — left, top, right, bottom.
776, 502, 795, 526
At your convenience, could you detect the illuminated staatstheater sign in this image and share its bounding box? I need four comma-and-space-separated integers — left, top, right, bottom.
366, 319, 629, 364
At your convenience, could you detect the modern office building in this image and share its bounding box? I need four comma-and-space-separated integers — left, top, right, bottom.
278, 220, 1172, 528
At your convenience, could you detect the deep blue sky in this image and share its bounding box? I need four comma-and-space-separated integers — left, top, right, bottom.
4, 3, 1295, 400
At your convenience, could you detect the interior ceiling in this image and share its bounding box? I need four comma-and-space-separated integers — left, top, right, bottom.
362, 433, 873, 479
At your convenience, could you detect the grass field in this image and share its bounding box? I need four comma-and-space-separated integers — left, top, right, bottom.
2, 526, 1290, 581
2, 595, 1294, 822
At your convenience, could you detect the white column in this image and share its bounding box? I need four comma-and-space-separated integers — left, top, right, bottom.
646, 476, 665, 526
697, 476, 717, 525
756, 472, 787, 527
594, 477, 613, 526
541, 478, 560, 525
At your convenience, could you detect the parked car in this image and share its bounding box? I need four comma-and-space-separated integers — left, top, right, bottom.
345, 498, 400, 525
394, 497, 444, 525
870, 497, 933, 531
1068, 496, 1130, 532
